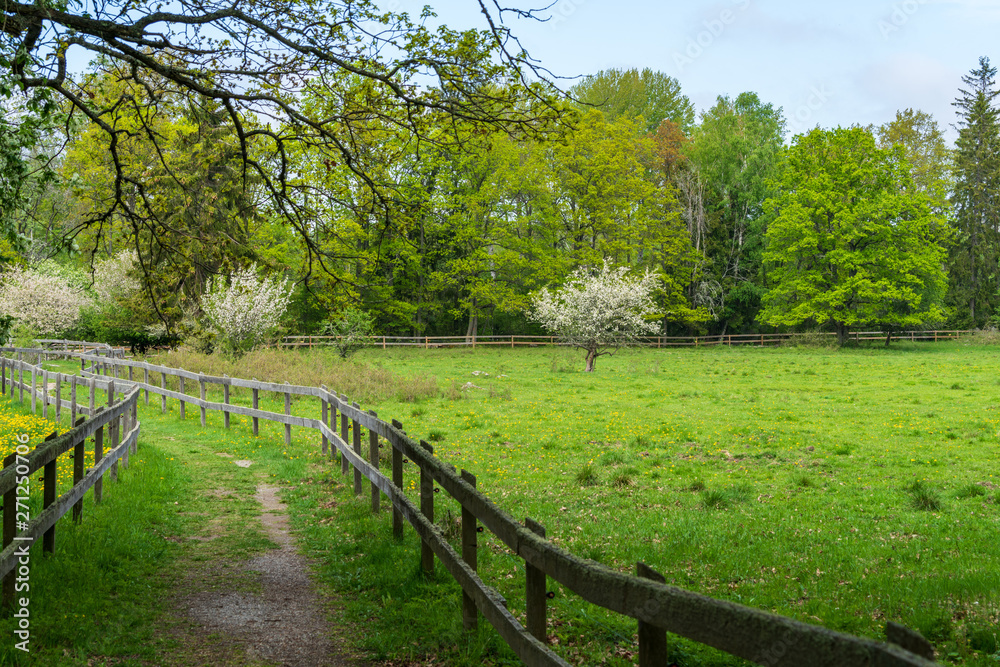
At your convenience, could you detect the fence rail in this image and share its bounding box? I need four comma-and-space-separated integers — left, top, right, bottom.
1, 346, 937, 666
280, 330, 974, 349
0, 354, 141, 606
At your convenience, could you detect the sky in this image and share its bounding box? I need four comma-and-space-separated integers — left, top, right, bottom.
392, 0, 1000, 143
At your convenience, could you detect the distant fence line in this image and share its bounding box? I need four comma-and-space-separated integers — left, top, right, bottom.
281, 330, 974, 350
0, 352, 141, 607
0, 344, 938, 666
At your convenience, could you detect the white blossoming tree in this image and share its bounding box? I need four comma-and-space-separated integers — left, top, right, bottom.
92, 249, 142, 306
529, 261, 662, 372
201, 265, 292, 356
0, 266, 92, 338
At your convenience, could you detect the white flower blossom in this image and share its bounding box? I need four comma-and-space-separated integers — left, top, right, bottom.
0, 265, 93, 335
201, 264, 292, 354
529, 260, 661, 371
93, 249, 142, 305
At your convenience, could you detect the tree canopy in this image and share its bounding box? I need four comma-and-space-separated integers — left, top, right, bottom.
760, 126, 949, 344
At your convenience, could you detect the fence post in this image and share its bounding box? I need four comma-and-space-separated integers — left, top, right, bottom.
320, 387, 329, 455
636, 562, 668, 667
31, 367, 37, 415
109, 404, 120, 483
420, 440, 434, 575
329, 395, 338, 461
107, 379, 115, 408
284, 383, 292, 446
178, 372, 186, 420
55, 373, 62, 422
352, 403, 363, 496
1, 357, 5, 396
525, 517, 547, 641
369, 410, 379, 512
42, 431, 59, 553
95, 417, 104, 504
223, 375, 231, 429
160, 371, 167, 414
340, 394, 350, 476
2, 453, 15, 607
461, 470, 478, 631
89, 377, 96, 416
42, 370, 50, 420
70, 375, 77, 424
252, 384, 260, 436
18, 358, 24, 404
199, 374, 207, 427
73, 417, 86, 522
143, 366, 149, 405
390, 419, 405, 539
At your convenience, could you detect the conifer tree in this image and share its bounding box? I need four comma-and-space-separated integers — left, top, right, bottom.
949, 56, 1000, 327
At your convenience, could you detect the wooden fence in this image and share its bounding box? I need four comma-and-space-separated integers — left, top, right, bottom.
0, 353, 141, 607
4, 346, 932, 667
281, 330, 973, 350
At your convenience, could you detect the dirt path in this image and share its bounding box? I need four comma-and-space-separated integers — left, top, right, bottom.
158, 448, 366, 667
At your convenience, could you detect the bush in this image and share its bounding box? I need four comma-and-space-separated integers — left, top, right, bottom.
318, 307, 375, 359
0, 265, 92, 335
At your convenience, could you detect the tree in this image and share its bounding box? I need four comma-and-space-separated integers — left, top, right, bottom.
761, 127, 949, 345
949, 56, 1000, 327
571, 68, 695, 133
528, 261, 661, 372
688, 92, 786, 334
874, 109, 952, 213
1, 0, 565, 280
201, 265, 292, 356
0, 264, 91, 335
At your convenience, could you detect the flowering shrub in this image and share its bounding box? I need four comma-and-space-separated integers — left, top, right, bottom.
529, 261, 661, 372
0, 265, 92, 336
200, 264, 292, 355
93, 249, 142, 305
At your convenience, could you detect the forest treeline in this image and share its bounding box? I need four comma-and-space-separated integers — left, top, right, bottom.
2, 50, 1000, 346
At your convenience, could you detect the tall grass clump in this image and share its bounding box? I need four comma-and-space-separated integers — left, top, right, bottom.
906, 480, 943, 511
148, 347, 438, 404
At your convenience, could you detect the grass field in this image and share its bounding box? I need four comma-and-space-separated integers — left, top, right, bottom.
285, 341, 1000, 666
2, 341, 999, 665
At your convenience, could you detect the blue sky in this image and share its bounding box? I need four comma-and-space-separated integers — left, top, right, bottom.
395, 0, 1000, 143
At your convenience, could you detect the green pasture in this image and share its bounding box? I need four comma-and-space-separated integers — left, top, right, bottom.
2, 341, 999, 665
292, 341, 1000, 666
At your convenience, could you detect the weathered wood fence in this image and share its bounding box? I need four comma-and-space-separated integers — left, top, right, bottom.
281, 330, 972, 350
1, 346, 938, 666
0, 353, 141, 607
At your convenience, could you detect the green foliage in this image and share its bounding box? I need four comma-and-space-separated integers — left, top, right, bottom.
948, 56, 1000, 327
761, 126, 949, 343
320, 307, 376, 359
571, 67, 696, 133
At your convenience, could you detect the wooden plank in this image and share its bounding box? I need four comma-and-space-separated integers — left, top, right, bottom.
390, 420, 404, 539
200, 375, 207, 426
223, 376, 230, 429
43, 456, 56, 553
637, 562, 667, 667
252, 387, 259, 435
461, 470, 478, 631
72, 417, 86, 523
352, 403, 362, 496
340, 395, 349, 476
179, 374, 185, 420
369, 410, 379, 512
320, 389, 329, 456
525, 517, 547, 642
284, 385, 292, 446
420, 440, 434, 574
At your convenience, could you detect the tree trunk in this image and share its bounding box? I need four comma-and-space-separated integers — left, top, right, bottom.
836, 322, 848, 346
584, 348, 598, 372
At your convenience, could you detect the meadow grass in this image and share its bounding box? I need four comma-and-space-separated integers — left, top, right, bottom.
265, 341, 1000, 666
4, 341, 999, 665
